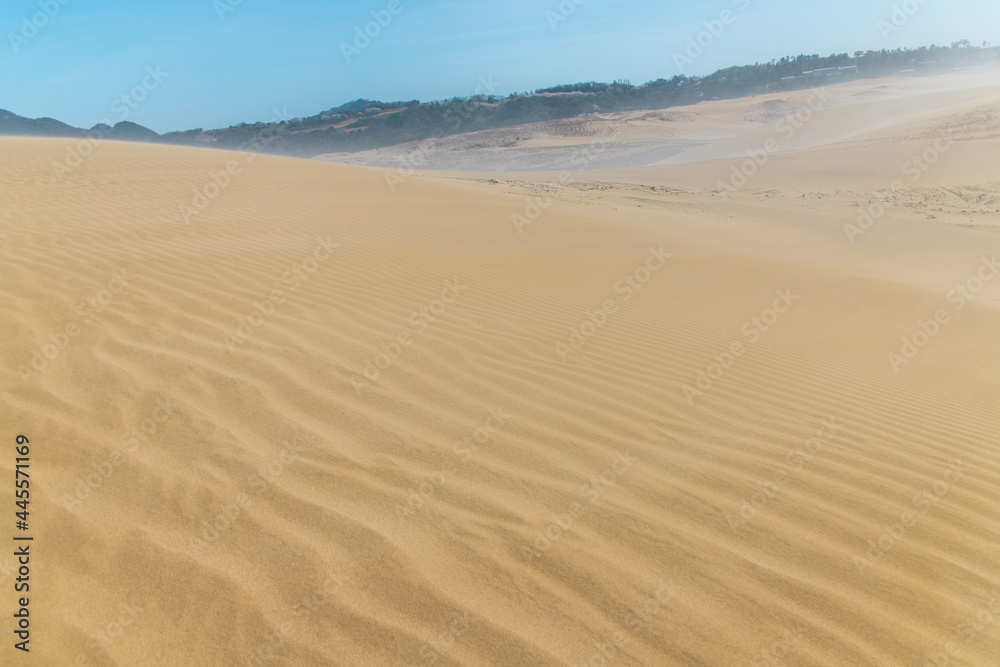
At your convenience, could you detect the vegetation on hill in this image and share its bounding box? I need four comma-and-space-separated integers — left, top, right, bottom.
157, 42, 998, 157
3, 42, 996, 157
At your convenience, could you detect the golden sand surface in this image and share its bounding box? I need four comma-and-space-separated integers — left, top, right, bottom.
1, 70, 999, 666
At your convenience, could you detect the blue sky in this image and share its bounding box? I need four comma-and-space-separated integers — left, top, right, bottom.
1, 0, 996, 133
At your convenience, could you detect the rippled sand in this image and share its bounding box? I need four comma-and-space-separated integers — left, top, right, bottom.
2, 71, 1000, 665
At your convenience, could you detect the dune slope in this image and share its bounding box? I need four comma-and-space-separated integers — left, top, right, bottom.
1, 127, 999, 667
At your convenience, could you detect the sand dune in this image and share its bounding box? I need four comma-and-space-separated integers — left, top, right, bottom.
317, 67, 1000, 174
2, 70, 1000, 666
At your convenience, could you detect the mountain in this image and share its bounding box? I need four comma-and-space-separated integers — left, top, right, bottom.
0, 109, 82, 137
93, 121, 161, 142
154, 43, 1000, 159
4, 42, 997, 158
326, 98, 392, 114
0, 110, 159, 142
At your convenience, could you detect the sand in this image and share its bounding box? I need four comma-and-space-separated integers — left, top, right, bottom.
1, 69, 999, 666
316, 66, 1000, 173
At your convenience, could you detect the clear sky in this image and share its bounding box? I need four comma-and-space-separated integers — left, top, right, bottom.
1, 0, 996, 133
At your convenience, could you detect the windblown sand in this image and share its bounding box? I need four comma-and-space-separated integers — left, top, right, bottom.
318, 66, 1000, 173
2, 71, 1000, 666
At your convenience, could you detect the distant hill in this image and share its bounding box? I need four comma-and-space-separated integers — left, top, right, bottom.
325, 98, 414, 114
4, 42, 997, 158
154, 43, 1000, 158
0, 110, 159, 142
93, 121, 161, 142
0, 109, 82, 137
